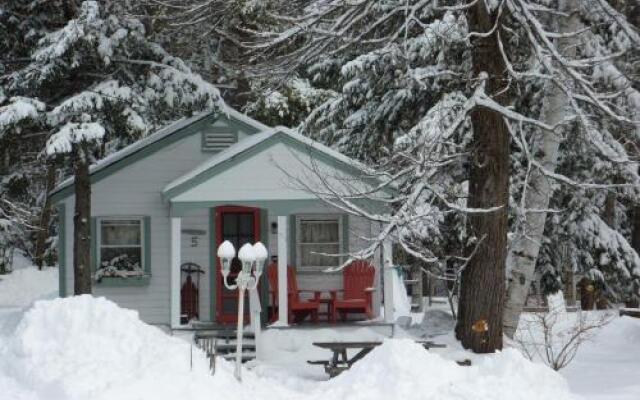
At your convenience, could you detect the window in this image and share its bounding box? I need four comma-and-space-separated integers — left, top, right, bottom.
296, 216, 342, 271
96, 218, 145, 280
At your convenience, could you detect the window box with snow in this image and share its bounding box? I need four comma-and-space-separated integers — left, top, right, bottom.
92, 217, 151, 287
295, 215, 347, 273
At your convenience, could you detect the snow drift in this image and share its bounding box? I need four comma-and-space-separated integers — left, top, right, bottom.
0, 296, 244, 400
0, 296, 579, 400
322, 339, 576, 400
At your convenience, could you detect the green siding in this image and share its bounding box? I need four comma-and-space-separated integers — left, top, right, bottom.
90, 217, 97, 273
163, 131, 395, 201
259, 208, 270, 324
209, 207, 217, 322
50, 112, 265, 203
289, 215, 297, 267
57, 204, 66, 297
342, 214, 350, 261
143, 216, 151, 276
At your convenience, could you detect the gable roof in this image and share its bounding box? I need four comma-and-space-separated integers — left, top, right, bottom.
162, 126, 391, 201
50, 104, 269, 202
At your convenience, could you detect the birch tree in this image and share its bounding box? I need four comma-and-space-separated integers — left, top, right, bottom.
503, 0, 584, 338
240, 0, 640, 352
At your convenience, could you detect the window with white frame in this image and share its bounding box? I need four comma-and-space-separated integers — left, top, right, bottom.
96, 218, 144, 279
296, 216, 342, 271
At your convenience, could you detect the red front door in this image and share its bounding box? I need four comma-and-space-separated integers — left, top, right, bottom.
215, 206, 260, 324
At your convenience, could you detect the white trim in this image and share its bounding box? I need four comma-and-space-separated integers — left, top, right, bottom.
277, 215, 288, 326
295, 214, 343, 273
170, 217, 182, 329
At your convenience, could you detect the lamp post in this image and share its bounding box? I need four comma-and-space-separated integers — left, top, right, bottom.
217, 240, 267, 381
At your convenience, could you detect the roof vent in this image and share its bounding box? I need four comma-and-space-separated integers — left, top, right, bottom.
202, 131, 237, 153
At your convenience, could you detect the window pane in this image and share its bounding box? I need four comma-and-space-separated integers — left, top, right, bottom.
100, 247, 142, 271
223, 214, 238, 236
238, 214, 254, 235
300, 220, 339, 243
101, 220, 141, 246
300, 243, 340, 267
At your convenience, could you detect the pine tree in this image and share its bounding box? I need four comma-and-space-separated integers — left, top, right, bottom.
0, 0, 220, 293
243, 0, 640, 352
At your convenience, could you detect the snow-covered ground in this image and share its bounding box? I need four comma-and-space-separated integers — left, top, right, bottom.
0, 266, 58, 309
561, 316, 640, 400
0, 295, 578, 400
0, 265, 637, 400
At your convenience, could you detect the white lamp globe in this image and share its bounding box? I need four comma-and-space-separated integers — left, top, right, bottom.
217, 240, 236, 259
217, 240, 236, 275
238, 243, 256, 273
252, 242, 268, 275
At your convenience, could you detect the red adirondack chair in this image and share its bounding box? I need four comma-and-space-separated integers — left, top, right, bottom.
333, 260, 375, 321
267, 263, 320, 324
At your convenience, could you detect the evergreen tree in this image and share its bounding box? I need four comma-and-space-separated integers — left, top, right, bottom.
0, 1, 220, 292
243, 0, 640, 351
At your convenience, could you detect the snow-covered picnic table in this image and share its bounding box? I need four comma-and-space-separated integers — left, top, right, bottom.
309, 340, 447, 377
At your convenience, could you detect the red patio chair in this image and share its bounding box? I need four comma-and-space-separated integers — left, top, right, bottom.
334, 260, 375, 321
267, 263, 320, 324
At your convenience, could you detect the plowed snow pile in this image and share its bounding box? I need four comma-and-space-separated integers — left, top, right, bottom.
0, 296, 251, 400
322, 339, 576, 400
0, 296, 578, 400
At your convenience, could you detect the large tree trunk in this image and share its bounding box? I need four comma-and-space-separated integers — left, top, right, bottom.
34, 162, 57, 269
455, 1, 510, 353
502, 0, 582, 338
73, 143, 92, 295
633, 203, 640, 253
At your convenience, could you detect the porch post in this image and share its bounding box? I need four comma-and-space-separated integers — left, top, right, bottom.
170, 216, 181, 328
383, 239, 394, 323
277, 215, 289, 325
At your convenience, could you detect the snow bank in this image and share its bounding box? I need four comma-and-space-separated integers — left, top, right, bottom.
0, 296, 581, 400
0, 296, 247, 400
320, 339, 577, 400
561, 315, 640, 400
0, 266, 58, 308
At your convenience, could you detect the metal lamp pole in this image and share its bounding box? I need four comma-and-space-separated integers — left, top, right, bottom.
217, 240, 267, 381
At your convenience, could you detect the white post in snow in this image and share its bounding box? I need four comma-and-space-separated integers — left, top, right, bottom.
277, 216, 289, 326
249, 287, 262, 358
383, 239, 394, 324
170, 217, 181, 329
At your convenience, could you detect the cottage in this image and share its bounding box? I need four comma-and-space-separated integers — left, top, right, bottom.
50, 107, 397, 337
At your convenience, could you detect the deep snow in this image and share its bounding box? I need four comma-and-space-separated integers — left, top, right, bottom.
0, 295, 581, 400
0, 266, 58, 308
0, 268, 637, 400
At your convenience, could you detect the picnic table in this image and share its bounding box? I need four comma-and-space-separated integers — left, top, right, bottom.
308, 340, 447, 377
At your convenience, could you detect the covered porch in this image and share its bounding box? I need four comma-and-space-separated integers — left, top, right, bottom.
167, 199, 397, 331
161, 128, 396, 331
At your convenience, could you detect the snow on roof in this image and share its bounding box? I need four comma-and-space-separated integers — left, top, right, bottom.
50, 103, 268, 198
162, 126, 380, 197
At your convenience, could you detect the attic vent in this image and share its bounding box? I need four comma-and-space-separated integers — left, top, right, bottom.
202, 131, 237, 152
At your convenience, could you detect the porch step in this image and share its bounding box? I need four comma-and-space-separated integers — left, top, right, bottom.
221, 352, 257, 362
194, 329, 257, 367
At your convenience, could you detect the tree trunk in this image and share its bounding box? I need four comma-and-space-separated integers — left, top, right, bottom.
455, 1, 510, 353
34, 162, 57, 269
73, 143, 92, 295
502, 0, 582, 338
633, 204, 640, 254
603, 191, 616, 227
